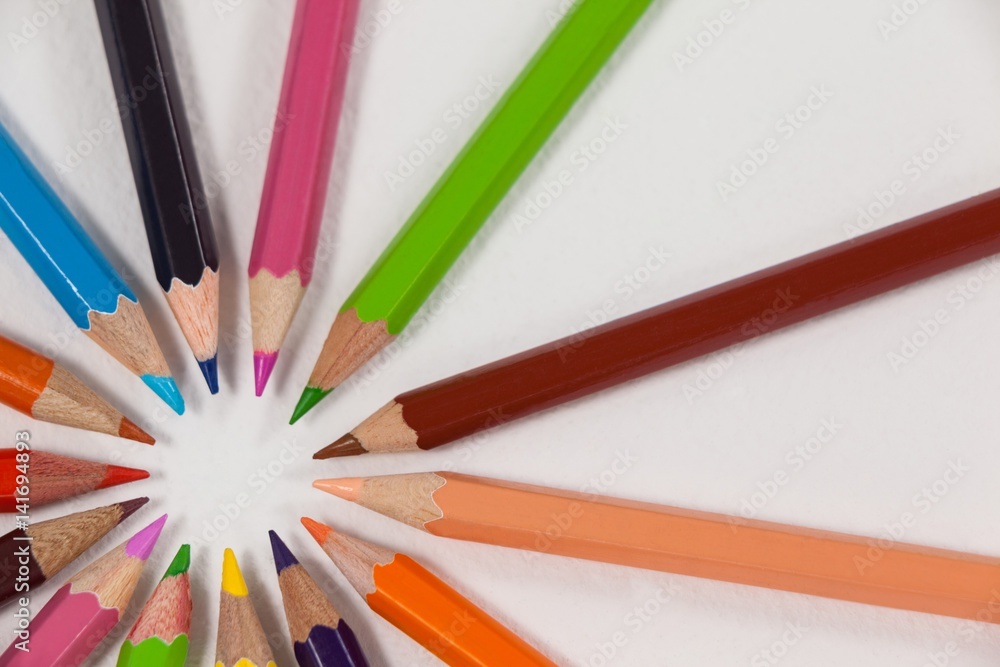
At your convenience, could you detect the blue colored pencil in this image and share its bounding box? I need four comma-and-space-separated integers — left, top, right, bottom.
0, 122, 184, 414
270, 530, 370, 667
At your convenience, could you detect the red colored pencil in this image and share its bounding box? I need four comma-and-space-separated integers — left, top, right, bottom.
317, 188, 1000, 458
0, 449, 149, 511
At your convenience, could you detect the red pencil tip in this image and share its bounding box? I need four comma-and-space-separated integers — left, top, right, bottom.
118, 417, 155, 445
301, 517, 332, 544
99, 465, 150, 489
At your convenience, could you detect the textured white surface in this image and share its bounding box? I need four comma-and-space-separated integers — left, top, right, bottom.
1, 0, 1000, 665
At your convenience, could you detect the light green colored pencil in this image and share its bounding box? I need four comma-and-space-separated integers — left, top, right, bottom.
292, 0, 658, 422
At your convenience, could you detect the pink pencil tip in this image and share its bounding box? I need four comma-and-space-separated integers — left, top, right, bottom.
254, 351, 279, 397
126, 514, 168, 561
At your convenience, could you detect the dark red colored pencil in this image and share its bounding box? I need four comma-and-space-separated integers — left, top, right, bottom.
318, 188, 1000, 458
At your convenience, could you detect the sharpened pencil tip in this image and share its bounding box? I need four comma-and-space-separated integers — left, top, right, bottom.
269, 530, 299, 574
222, 548, 249, 596
141, 375, 186, 415
164, 544, 191, 577
117, 497, 149, 522
198, 355, 219, 394
126, 514, 167, 561
119, 417, 155, 445
254, 351, 278, 397
301, 517, 332, 544
290, 386, 330, 424
99, 464, 150, 489
314, 434, 367, 459
314, 478, 363, 501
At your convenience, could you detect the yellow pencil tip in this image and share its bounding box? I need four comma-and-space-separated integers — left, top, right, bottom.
313, 478, 363, 501
221, 548, 248, 596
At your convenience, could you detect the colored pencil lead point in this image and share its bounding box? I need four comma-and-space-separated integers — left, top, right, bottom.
253, 351, 278, 397
198, 355, 219, 395
268, 530, 299, 574
290, 386, 330, 424
313, 478, 363, 501
119, 417, 155, 445
222, 548, 249, 596
99, 464, 150, 489
126, 514, 168, 561
164, 544, 191, 577
314, 434, 366, 459
118, 497, 150, 522
141, 375, 186, 415
301, 517, 332, 544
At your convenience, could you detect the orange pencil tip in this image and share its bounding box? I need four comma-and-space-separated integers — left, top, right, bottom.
100, 465, 150, 489
119, 417, 155, 445
313, 478, 363, 501
301, 517, 332, 544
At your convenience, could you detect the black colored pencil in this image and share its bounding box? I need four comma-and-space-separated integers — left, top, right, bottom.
94, 0, 221, 393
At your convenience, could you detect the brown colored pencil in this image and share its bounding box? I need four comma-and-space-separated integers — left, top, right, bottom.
0, 334, 154, 444
0, 449, 149, 512
316, 473, 1000, 623
317, 188, 1000, 458
216, 548, 276, 667
0, 497, 148, 607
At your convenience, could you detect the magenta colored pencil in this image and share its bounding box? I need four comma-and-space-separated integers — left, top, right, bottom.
248, 0, 361, 395
0, 515, 166, 666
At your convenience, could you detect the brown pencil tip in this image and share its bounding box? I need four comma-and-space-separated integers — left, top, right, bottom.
301, 517, 332, 544
117, 497, 150, 522
119, 417, 155, 445
99, 465, 150, 489
314, 478, 363, 501
314, 433, 367, 459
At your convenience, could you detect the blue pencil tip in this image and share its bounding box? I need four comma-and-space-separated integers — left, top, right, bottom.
141, 375, 185, 415
269, 530, 299, 574
198, 355, 219, 394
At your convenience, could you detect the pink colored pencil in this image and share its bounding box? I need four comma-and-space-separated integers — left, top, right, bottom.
0, 515, 167, 666
248, 0, 361, 395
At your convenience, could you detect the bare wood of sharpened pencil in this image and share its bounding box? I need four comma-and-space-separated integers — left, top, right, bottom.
249, 270, 306, 356
217, 594, 274, 666
87, 294, 170, 378
307, 309, 395, 391
314, 529, 394, 598
319, 401, 417, 458
279, 564, 343, 643
29, 503, 128, 575
31, 366, 151, 443
70, 544, 144, 612
164, 267, 219, 362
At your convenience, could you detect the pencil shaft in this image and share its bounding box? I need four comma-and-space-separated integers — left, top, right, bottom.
249, 0, 359, 285
422, 473, 1000, 622
341, 0, 656, 333
0, 449, 148, 511
94, 0, 219, 290
387, 188, 1000, 451
369, 555, 557, 667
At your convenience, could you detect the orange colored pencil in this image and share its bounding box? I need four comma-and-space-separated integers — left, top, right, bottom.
315, 472, 1000, 624
301, 518, 558, 667
0, 334, 154, 443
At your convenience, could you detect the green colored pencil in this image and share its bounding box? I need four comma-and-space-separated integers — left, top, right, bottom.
292, 0, 657, 423
117, 545, 191, 667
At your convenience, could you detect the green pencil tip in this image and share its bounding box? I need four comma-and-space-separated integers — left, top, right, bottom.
290, 387, 331, 424
164, 544, 191, 577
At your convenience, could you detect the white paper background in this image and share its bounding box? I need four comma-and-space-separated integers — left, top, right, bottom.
1, 0, 1000, 665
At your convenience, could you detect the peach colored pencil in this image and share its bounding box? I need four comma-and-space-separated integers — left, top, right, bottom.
316, 472, 1000, 623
